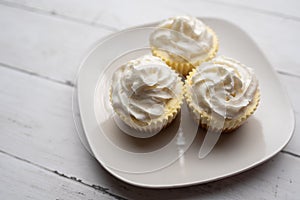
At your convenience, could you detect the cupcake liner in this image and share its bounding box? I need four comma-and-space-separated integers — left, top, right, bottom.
151, 27, 219, 76
185, 70, 260, 133
110, 76, 184, 136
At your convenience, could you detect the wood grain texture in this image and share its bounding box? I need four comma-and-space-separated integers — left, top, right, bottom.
0, 62, 299, 199
211, 0, 300, 19
1, 0, 116, 28
0, 0, 299, 199
0, 65, 118, 190
0, 4, 111, 85
0, 152, 126, 200
1, 141, 300, 200
2, 0, 300, 77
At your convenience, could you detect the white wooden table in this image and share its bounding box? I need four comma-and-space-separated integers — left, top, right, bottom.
1, 0, 300, 199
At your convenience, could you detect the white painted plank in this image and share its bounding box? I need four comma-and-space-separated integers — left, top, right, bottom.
94, 0, 300, 77
1, 0, 105, 24
1, 0, 300, 80
1, 1, 298, 154
211, 0, 300, 19
0, 66, 123, 192
0, 152, 122, 200
4, 0, 300, 23
0, 4, 111, 84
1, 143, 300, 200
0, 61, 300, 199
0, 1, 299, 198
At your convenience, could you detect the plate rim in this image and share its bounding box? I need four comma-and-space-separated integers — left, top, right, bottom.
75, 17, 295, 188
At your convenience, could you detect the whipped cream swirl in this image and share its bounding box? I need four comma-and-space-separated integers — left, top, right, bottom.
150, 16, 214, 63
111, 55, 180, 124
190, 56, 258, 119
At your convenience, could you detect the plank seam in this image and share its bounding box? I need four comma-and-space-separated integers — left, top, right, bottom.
3, 0, 300, 32
277, 69, 300, 79
0, 0, 119, 32
281, 150, 300, 159
0, 149, 128, 200
0, 62, 75, 88
3, 59, 300, 92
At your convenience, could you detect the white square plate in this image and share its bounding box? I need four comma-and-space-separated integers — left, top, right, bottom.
76, 18, 294, 188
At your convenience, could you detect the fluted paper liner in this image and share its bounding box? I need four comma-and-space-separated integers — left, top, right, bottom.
184, 69, 260, 133
110, 76, 184, 136
151, 27, 219, 76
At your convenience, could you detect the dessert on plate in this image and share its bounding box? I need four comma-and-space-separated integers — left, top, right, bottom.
150, 15, 219, 76
110, 55, 184, 136
184, 56, 260, 133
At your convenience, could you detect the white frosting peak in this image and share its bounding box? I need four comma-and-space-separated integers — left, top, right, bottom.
189, 56, 258, 119
111, 55, 181, 124
150, 16, 214, 63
